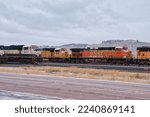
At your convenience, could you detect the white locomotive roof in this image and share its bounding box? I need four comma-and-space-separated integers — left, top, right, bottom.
55, 48, 61, 50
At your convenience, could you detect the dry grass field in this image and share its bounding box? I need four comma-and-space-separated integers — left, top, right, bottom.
0, 65, 150, 84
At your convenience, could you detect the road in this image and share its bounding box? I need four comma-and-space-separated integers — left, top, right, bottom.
0, 72, 150, 100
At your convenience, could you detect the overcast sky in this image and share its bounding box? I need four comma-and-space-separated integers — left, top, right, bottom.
0, 0, 150, 45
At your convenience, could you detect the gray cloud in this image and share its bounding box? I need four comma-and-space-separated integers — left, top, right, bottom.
0, 0, 150, 45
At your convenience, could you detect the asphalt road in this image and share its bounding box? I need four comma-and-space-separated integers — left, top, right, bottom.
0, 72, 150, 100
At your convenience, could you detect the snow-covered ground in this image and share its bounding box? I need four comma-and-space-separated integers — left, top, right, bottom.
0, 90, 61, 100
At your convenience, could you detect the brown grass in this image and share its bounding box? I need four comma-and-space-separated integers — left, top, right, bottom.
0, 65, 150, 84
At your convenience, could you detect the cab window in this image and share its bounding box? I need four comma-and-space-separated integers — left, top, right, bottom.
24, 47, 29, 50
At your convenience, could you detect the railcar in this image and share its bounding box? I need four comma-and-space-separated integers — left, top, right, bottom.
40, 48, 55, 61
40, 48, 70, 62
69, 48, 84, 63
0, 45, 42, 64
51, 48, 70, 62
70, 47, 132, 64
136, 46, 150, 65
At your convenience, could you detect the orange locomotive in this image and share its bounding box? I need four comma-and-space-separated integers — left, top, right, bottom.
83, 47, 131, 58
54, 48, 69, 60
40, 48, 70, 62
41, 48, 55, 60
136, 46, 150, 65
70, 47, 132, 64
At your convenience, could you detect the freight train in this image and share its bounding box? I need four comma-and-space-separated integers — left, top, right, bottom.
40, 46, 150, 65
0, 45, 150, 65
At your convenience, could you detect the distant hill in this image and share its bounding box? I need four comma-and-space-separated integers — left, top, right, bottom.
58, 43, 88, 49
57, 40, 150, 56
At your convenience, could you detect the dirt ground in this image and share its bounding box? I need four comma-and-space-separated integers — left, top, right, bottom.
0, 65, 150, 84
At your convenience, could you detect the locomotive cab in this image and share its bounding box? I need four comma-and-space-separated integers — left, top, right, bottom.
54, 48, 69, 59
115, 46, 132, 59
136, 46, 150, 65
22, 46, 32, 54
137, 46, 150, 60
21, 45, 41, 57
40, 48, 55, 60
70, 48, 85, 58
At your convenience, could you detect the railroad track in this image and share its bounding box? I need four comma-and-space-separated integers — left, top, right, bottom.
0, 62, 150, 72
39, 62, 150, 72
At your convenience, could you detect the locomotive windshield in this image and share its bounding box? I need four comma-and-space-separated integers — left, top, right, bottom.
24, 47, 29, 50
